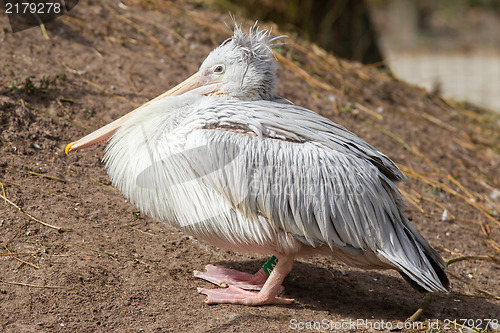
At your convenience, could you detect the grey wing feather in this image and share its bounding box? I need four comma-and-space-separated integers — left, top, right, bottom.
205, 99, 406, 182
182, 98, 446, 292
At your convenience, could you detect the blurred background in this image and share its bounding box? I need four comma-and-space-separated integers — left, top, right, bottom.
202, 0, 500, 113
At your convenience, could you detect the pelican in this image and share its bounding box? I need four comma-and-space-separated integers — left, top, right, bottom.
66, 24, 449, 306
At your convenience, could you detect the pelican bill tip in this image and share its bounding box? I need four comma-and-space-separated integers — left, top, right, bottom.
65, 142, 75, 155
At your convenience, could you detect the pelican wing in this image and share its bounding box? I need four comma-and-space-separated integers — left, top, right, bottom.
179, 98, 446, 292
196, 99, 406, 182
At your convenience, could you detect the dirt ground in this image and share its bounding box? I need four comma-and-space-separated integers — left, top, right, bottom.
0, 1, 499, 332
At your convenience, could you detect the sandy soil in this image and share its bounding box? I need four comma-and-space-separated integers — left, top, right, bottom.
0, 1, 499, 332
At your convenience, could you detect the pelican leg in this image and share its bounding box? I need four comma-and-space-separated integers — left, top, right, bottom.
197, 256, 294, 306
194, 264, 269, 290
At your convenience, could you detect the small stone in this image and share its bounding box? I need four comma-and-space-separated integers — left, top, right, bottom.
491, 189, 499, 200
441, 209, 448, 221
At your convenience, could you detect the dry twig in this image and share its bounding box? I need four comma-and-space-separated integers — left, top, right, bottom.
107, 5, 168, 53
0, 280, 66, 289
0, 194, 69, 231
0, 179, 77, 202
407, 293, 432, 322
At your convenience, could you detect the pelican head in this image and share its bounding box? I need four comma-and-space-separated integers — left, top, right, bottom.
199, 24, 279, 101
65, 23, 280, 154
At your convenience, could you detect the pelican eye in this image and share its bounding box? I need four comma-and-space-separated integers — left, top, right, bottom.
213, 64, 225, 74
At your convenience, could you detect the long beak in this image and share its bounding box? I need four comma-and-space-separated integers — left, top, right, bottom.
65, 72, 216, 154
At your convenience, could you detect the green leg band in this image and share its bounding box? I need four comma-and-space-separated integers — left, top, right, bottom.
261, 255, 278, 276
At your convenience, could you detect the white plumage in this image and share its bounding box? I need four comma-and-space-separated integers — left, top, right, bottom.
67, 23, 449, 305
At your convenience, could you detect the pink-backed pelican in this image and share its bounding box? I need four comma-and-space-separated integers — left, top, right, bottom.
66, 24, 449, 306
